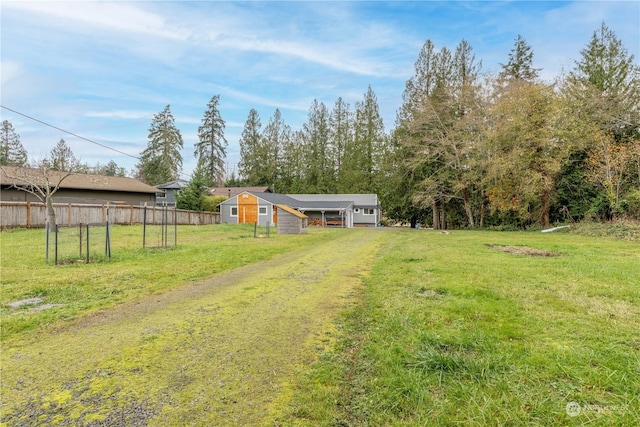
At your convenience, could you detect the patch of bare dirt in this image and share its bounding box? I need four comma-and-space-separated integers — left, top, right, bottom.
485, 244, 559, 257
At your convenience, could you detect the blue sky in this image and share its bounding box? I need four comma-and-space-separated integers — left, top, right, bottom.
1, 1, 638, 179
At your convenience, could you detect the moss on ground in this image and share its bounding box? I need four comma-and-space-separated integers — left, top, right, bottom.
1, 229, 384, 426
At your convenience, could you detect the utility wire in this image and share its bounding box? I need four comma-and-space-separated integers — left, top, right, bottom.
1, 104, 195, 180
0, 105, 140, 160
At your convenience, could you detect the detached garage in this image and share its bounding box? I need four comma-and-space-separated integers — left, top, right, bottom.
275, 204, 308, 234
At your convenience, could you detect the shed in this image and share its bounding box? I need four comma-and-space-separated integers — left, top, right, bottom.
275, 204, 308, 234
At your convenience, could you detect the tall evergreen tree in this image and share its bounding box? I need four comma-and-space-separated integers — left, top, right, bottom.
302, 99, 334, 193
195, 95, 227, 187
397, 40, 438, 125
499, 34, 540, 82
49, 138, 78, 171
344, 86, 385, 194
446, 39, 485, 227
238, 109, 264, 185
567, 22, 639, 139
387, 39, 444, 226
330, 97, 353, 191
0, 120, 28, 166
397, 43, 457, 228
138, 105, 183, 185
261, 109, 288, 191
563, 22, 640, 218
279, 128, 304, 193
176, 165, 208, 211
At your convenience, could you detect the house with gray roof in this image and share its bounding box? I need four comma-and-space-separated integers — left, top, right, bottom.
218, 191, 380, 228
1, 166, 159, 205
207, 186, 271, 198
155, 179, 188, 206
290, 194, 380, 227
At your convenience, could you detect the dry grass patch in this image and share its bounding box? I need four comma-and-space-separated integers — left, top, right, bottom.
485, 243, 560, 257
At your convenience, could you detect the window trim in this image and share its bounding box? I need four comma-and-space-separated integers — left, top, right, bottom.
363, 208, 375, 215
230, 206, 238, 217
258, 206, 268, 215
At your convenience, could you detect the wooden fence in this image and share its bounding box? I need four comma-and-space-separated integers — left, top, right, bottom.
0, 201, 220, 228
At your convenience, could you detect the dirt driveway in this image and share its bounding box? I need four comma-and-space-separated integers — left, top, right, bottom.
1, 230, 383, 426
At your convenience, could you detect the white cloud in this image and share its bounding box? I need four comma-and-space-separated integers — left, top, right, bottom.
217, 85, 310, 113
0, 60, 22, 84
3, 1, 187, 40
85, 110, 152, 120
214, 36, 402, 78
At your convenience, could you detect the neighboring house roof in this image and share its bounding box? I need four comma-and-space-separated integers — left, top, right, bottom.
208, 187, 271, 198
276, 204, 308, 219
294, 200, 354, 210
290, 194, 380, 208
247, 192, 301, 206
0, 166, 159, 194
156, 179, 188, 190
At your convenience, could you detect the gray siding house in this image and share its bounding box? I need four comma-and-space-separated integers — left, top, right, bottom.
291, 194, 380, 227
219, 192, 380, 228
219, 192, 300, 227
155, 179, 188, 206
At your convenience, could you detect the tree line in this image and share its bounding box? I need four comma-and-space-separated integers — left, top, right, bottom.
2, 22, 638, 227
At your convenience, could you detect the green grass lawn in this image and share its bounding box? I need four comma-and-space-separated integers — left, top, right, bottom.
283, 228, 640, 426
1, 225, 638, 425
0, 224, 336, 341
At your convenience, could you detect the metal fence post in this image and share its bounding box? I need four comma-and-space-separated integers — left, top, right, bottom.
45, 222, 50, 263
86, 224, 90, 264
106, 221, 111, 259
54, 224, 59, 265
143, 204, 147, 249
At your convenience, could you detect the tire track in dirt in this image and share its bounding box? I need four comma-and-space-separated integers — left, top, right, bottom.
1, 229, 384, 426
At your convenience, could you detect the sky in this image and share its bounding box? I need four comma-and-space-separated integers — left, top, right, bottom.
1, 1, 638, 180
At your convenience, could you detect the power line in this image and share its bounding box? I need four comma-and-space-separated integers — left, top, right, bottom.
1, 104, 196, 180
0, 105, 140, 160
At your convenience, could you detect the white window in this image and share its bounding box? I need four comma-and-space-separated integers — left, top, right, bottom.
259, 206, 268, 215
363, 208, 375, 215
354, 208, 360, 213
230, 206, 238, 217
156, 193, 165, 199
